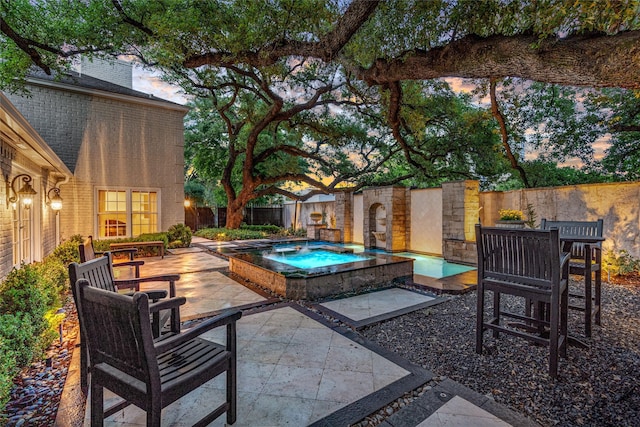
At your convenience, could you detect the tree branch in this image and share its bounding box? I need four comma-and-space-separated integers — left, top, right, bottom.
356, 31, 640, 90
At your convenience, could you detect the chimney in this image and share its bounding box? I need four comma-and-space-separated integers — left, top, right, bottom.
80, 57, 133, 89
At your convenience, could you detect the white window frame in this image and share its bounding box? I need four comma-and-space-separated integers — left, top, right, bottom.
95, 187, 161, 238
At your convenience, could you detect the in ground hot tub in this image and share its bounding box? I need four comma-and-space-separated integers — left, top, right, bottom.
229, 245, 413, 300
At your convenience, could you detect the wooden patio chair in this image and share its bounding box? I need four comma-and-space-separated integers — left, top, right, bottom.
540, 218, 604, 337
69, 254, 181, 392
75, 280, 241, 426
475, 225, 570, 377
79, 235, 144, 278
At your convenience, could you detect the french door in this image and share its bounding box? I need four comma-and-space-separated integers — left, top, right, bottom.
12, 203, 33, 267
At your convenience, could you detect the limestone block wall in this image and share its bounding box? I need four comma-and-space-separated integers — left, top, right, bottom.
334, 191, 353, 242
362, 186, 407, 252
480, 181, 640, 259
442, 181, 479, 264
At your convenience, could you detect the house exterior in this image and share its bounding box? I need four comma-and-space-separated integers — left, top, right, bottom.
1, 64, 188, 280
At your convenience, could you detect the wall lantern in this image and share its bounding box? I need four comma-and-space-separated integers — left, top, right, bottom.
46, 186, 63, 211
184, 199, 191, 208
6, 173, 37, 209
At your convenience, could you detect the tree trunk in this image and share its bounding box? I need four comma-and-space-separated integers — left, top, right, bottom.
225, 206, 244, 229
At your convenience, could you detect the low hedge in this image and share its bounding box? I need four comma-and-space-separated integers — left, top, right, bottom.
195, 227, 269, 241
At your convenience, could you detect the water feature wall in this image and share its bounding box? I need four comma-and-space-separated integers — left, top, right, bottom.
362, 186, 410, 252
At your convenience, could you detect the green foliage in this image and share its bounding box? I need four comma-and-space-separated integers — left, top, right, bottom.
195, 227, 269, 241
0, 264, 48, 317
167, 224, 192, 248
93, 234, 169, 257
49, 234, 83, 265
0, 241, 73, 410
524, 204, 538, 229
0, 334, 17, 409
240, 224, 282, 234
603, 250, 640, 276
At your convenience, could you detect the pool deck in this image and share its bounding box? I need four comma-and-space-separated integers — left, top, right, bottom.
55, 237, 537, 427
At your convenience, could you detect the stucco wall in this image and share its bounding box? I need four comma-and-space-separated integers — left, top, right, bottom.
5, 84, 186, 239
410, 188, 443, 255
353, 193, 364, 244
480, 181, 640, 259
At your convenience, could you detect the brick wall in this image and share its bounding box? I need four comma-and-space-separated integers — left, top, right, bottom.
5, 83, 186, 240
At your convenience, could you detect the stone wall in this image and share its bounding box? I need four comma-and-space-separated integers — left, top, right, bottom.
362, 186, 407, 252
442, 181, 479, 264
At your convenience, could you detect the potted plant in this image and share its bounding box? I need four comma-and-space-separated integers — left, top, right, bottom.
496, 209, 526, 228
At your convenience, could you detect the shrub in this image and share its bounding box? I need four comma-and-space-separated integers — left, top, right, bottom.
603, 249, 640, 276
195, 227, 268, 241
167, 224, 192, 247
240, 224, 282, 234
34, 257, 69, 307
93, 233, 169, 257
0, 243, 71, 410
0, 334, 17, 409
0, 265, 48, 317
50, 234, 82, 265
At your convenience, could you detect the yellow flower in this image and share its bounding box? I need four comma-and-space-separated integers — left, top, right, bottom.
499, 209, 524, 221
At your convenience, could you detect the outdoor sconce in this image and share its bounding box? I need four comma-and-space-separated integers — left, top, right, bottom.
46, 186, 63, 211
184, 199, 191, 208
6, 173, 37, 209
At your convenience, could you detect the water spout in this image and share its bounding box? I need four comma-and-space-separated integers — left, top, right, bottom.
372, 231, 386, 242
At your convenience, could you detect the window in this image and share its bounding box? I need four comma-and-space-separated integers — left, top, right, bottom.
97, 189, 159, 238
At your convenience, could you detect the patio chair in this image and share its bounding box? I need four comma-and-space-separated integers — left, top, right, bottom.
79, 235, 144, 278
75, 280, 241, 426
69, 254, 181, 392
475, 225, 570, 377
540, 218, 604, 337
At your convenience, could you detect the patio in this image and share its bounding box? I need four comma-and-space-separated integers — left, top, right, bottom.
54, 237, 537, 426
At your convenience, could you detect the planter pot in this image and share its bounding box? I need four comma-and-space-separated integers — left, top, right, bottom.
495, 220, 526, 229
309, 212, 322, 224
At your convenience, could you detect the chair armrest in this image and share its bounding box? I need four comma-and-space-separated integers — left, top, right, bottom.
109, 247, 138, 259
112, 260, 145, 268
122, 289, 169, 300
149, 296, 186, 313
116, 274, 180, 297
118, 274, 180, 284
560, 252, 571, 268
154, 309, 242, 355
144, 290, 169, 301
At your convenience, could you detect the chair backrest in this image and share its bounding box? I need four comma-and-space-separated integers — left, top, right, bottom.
69, 253, 117, 292
75, 280, 158, 388
78, 236, 98, 263
476, 225, 562, 290
540, 219, 603, 258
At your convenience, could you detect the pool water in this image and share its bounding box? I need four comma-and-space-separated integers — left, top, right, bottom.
264, 249, 373, 269
270, 243, 475, 279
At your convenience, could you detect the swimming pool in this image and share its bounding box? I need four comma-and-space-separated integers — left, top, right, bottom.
275, 243, 475, 279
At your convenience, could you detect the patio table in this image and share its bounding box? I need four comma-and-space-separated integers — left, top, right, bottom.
560, 234, 605, 338
530, 234, 605, 348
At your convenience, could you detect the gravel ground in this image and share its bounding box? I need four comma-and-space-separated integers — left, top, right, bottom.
361, 278, 640, 427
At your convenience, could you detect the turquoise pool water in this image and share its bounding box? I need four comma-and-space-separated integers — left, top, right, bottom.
270, 243, 475, 279
264, 249, 373, 269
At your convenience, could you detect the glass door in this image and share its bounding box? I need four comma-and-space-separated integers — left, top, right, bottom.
12, 202, 33, 267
